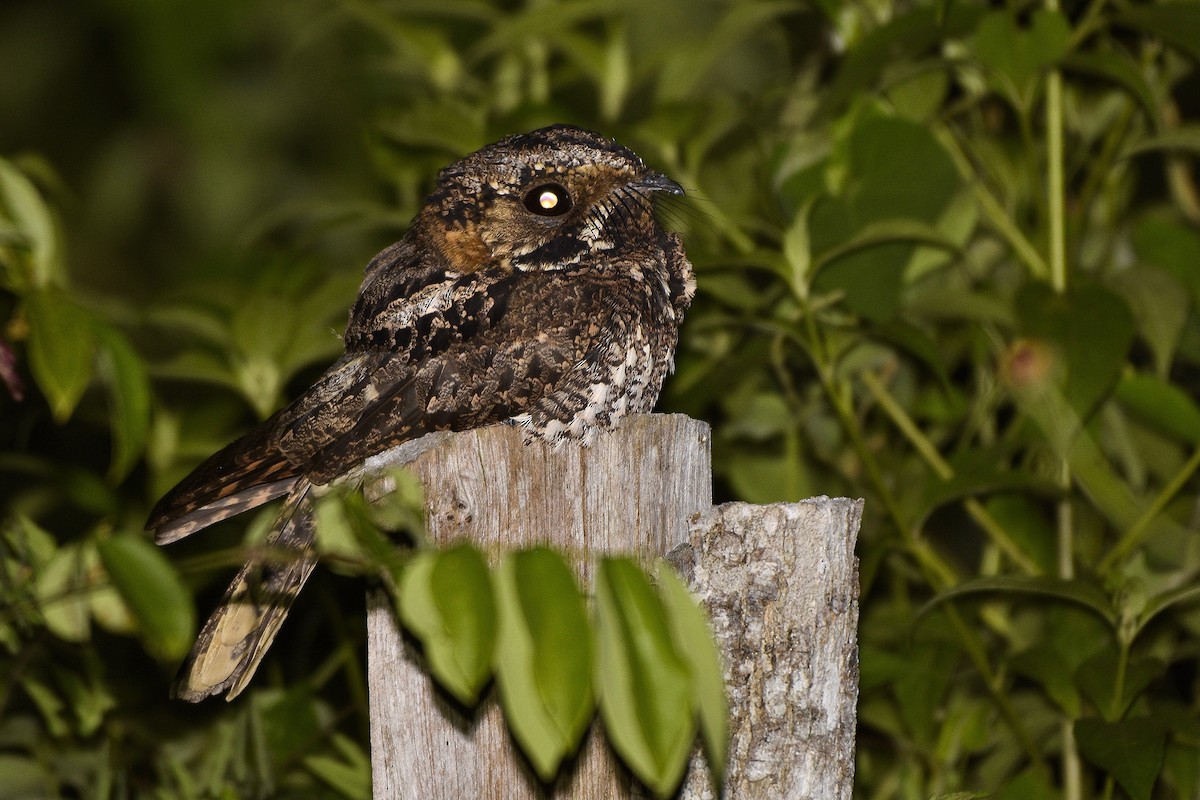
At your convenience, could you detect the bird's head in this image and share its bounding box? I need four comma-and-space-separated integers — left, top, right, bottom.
419, 124, 683, 273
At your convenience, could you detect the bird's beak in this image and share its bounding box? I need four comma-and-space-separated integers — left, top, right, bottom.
633, 172, 685, 196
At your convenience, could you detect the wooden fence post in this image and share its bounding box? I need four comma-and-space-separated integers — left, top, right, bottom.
364, 414, 860, 798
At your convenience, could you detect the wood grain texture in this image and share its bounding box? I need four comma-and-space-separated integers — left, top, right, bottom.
670, 499, 862, 799
366, 413, 712, 799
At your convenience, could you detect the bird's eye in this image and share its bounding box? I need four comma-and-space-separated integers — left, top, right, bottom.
523, 183, 572, 217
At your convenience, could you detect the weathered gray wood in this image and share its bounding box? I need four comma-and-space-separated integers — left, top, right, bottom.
671, 499, 862, 800
365, 414, 861, 798
366, 414, 712, 799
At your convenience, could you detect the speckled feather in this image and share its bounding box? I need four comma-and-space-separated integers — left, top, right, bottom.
149, 124, 695, 701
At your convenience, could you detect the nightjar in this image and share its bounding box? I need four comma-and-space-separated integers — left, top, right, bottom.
148, 124, 695, 702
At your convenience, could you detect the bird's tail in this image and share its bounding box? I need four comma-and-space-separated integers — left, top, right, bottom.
172, 479, 318, 703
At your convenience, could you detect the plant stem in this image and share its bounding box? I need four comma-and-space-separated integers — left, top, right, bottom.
860, 371, 1040, 574
1046, 67, 1067, 294
1044, 3, 1081, 794
1100, 445, 1200, 573
1057, 462, 1074, 581
934, 126, 1051, 280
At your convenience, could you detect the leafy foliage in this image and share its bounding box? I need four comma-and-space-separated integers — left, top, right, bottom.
4, 0, 1200, 797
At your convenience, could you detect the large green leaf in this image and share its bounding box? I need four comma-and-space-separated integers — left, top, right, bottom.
493, 548, 593, 781
818, 4, 984, 116
1131, 214, 1200, 307
1115, 373, 1200, 445
24, 289, 96, 423
1124, 126, 1200, 159
96, 534, 195, 661
810, 113, 960, 320
1134, 583, 1200, 641
1075, 717, 1166, 800
1010, 644, 1081, 717
0, 157, 64, 289
969, 10, 1070, 109
811, 218, 960, 276
1106, 266, 1188, 377
93, 325, 152, 481
656, 563, 727, 785
917, 576, 1115, 626
34, 541, 92, 643
1061, 51, 1160, 124
396, 545, 495, 705
594, 558, 694, 797
1016, 282, 1134, 419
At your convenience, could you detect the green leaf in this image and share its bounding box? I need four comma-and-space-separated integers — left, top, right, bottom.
810, 113, 960, 320
0, 755, 45, 797
997, 770, 1059, 800
656, 562, 727, 784
24, 289, 96, 422
304, 732, 371, 800
0, 157, 64, 289
261, 685, 323, 765
494, 549, 593, 781
917, 576, 1115, 626
1124, 126, 1200, 159
1107, 266, 1189, 377
96, 534, 196, 661
818, 4, 983, 116
1076, 650, 1164, 721
1010, 644, 1081, 717
53, 666, 115, 737
1135, 583, 1200, 640
34, 542, 91, 642
1075, 717, 1166, 800
1115, 373, 1200, 445
811, 218, 960, 276
93, 325, 152, 481
912, 449, 1051, 528
726, 448, 812, 505
1117, 3, 1200, 64
781, 204, 812, 298
983, 495, 1057, 575
20, 676, 69, 738
595, 558, 694, 797
313, 492, 373, 571
515, 550, 593, 755
397, 546, 495, 705
1062, 51, 1159, 125
362, 466, 426, 538
1016, 282, 1135, 419
970, 10, 1070, 108
1131, 214, 1200, 307
7, 513, 57, 571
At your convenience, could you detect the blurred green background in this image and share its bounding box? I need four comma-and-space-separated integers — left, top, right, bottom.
4, 0, 1200, 797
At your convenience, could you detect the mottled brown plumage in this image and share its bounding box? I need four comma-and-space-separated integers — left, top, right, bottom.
149, 124, 695, 701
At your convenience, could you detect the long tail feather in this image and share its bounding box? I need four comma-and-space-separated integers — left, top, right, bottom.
172, 480, 317, 702
148, 417, 302, 542
154, 477, 298, 545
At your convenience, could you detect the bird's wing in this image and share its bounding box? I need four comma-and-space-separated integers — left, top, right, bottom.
286, 269, 612, 483
147, 259, 581, 541
146, 242, 466, 541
